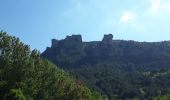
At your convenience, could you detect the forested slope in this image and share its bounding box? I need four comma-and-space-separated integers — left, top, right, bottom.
0, 31, 103, 100
42, 34, 170, 99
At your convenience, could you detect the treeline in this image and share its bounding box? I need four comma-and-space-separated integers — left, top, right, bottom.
0, 31, 103, 100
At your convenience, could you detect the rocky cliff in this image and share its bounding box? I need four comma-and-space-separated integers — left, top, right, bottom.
42, 34, 170, 68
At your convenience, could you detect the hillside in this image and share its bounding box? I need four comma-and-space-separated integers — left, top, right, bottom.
42, 34, 170, 99
0, 31, 103, 100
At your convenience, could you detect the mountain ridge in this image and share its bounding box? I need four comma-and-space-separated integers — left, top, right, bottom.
42, 33, 170, 69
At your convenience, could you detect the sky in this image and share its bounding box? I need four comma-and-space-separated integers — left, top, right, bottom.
1, 0, 170, 52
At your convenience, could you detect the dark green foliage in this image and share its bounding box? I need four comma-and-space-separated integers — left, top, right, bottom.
152, 94, 170, 100
0, 31, 102, 100
42, 34, 170, 99
3, 89, 26, 100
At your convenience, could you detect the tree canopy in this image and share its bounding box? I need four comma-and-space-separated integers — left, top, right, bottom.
0, 31, 103, 100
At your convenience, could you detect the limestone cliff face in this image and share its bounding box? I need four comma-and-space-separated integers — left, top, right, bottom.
42, 34, 170, 68
42, 35, 85, 66
42, 34, 115, 67
50, 34, 112, 49
51, 35, 82, 48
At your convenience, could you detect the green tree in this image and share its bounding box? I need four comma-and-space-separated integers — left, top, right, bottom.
0, 31, 102, 100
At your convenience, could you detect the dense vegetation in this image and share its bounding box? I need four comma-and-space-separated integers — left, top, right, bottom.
42, 34, 170, 99
0, 31, 103, 100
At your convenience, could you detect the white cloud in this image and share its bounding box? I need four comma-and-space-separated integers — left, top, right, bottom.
161, 1, 170, 12
150, 0, 160, 14
119, 11, 137, 26
150, 0, 170, 14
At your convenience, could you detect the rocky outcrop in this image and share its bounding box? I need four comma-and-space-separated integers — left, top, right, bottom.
50, 34, 113, 49
51, 39, 58, 48
51, 35, 83, 49
65, 35, 82, 42
41, 33, 170, 68
42, 35, 85, 66
102, 34, 113, 44
42, 34, 114, 67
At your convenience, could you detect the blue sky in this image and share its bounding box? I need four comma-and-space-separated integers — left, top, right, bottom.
1, 0, 170, 52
